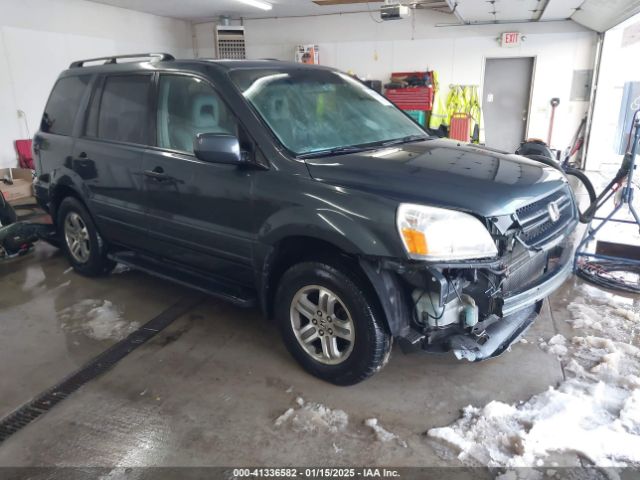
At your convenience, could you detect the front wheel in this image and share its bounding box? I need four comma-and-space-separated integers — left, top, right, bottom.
275, 260, 391, 385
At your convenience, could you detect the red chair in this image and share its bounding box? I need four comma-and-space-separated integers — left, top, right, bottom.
14, 139, 34, 170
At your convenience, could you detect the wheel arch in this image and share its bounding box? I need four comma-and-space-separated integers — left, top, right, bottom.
49, 180, 86, 226
259, 235, 411, 338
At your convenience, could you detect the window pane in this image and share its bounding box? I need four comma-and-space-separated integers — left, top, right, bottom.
98, 75, 151, 144
157, 75, 237, 153
41, 76, 90, 135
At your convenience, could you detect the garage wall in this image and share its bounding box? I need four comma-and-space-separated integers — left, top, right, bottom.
0, 0, 193, 169
196, 10, 596, 152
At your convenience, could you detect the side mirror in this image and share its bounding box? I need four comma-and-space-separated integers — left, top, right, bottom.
193, 133, 244, 165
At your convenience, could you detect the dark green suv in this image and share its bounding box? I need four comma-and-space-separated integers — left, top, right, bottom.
34, 53, 578, 385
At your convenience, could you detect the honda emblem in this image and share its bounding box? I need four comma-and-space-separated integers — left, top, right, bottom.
547, 201, 561, 223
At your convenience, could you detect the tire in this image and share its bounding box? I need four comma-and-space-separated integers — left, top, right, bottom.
275, 260, 391, 386
57, 197, 115, 276
564, 167, 596, 223
0, 193, 17, 226
523, 154, 561, 170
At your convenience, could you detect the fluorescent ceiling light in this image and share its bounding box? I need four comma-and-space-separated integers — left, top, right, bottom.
235, 0, 273, 10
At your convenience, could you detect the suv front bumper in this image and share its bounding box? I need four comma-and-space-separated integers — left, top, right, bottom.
501, 257, 573, 317
448, 303, 540, 362
361, 233, 576, 362
443, 244, 574, 362
427, 252, 574, 362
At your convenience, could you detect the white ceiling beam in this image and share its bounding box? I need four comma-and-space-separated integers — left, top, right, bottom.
572, 0, 640, 32
444, 0, 467, 23
540, 0, 585, 22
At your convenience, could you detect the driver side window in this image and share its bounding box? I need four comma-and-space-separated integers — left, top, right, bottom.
156, 75, 238, 154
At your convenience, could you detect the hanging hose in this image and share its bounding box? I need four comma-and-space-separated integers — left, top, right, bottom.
576, 260, 640, 294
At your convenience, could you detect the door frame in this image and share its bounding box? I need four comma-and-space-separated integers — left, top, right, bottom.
480, 55, 537, 144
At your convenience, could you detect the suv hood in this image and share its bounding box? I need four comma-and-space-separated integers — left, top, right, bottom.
304, 138, 567, 218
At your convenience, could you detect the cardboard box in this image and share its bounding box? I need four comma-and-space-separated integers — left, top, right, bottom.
0, 168, 33, 203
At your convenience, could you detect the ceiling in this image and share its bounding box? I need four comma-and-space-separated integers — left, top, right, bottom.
451, 0, 584, 23
85, 0, 640, 31
451, 0, 640, 31
85, 0, 388, 21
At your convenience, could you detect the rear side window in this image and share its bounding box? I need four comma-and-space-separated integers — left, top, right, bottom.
41, 76, 90, 135
96, 75, 152, 145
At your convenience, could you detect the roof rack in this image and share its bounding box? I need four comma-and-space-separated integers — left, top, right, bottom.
69, 53, 175, 68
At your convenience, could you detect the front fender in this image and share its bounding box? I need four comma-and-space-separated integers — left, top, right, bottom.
259, 207, 400, 257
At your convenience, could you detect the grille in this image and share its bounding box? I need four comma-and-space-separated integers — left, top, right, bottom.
502, 250, 547, 293
516, 187, 575, 248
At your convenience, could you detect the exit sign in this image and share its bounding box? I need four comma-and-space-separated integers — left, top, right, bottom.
501, 32, 521, 47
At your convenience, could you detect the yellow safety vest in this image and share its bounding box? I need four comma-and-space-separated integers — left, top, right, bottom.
429, 71, 449, 129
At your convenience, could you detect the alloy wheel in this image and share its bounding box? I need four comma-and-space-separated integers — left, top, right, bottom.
289, 285, 355, 365
64, 212, 91, 263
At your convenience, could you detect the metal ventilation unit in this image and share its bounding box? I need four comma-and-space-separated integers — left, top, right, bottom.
215, 25, 246, 60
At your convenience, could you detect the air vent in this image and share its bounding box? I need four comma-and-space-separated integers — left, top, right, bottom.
215, 26, 246, 60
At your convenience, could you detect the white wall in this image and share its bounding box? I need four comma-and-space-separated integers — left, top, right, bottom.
194, 11, 596, 152
0, 0, 193, 168
586, 14, 640, 171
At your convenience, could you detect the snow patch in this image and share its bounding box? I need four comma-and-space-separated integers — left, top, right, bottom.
543, 334, 569, 357
274, 398, 348, 433
428, 290, 640, 468
59, 299, 138, 341
364, 418, 407, 447
567, 295, 639, 344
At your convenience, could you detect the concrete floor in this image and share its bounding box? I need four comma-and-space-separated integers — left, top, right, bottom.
0, 241, 576, 470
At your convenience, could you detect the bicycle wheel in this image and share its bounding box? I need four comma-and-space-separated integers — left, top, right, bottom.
564, 167, 596, 223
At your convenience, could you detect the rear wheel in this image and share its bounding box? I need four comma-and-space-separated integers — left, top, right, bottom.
57, 197, 115, 276
275, 260, 391, 385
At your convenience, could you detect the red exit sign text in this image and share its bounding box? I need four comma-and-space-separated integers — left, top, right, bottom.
501, 32, 521, 47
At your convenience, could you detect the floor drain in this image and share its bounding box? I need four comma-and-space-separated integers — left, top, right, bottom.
0, 294, 203, 443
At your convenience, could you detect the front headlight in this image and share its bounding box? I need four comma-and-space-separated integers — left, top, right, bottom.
396, 204, 498, 261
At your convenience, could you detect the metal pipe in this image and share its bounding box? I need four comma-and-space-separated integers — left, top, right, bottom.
580, 31, 605, 170
435, 19, 576, 27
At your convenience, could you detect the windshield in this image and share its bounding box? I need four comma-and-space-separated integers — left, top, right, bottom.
229, 68, 427, 156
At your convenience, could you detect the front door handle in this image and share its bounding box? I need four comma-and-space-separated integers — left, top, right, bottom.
143, 167, 172, 182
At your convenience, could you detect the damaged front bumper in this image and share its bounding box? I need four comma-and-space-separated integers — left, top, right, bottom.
449, 303, 540, 362
501, 256, 573, 317
360, 236, 575, 363
450, 257, 573, 361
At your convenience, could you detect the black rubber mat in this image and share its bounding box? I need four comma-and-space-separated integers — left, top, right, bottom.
0, 294, 203, 444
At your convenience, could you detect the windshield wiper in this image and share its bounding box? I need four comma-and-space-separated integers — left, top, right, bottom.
298, 135, 430, 159
298, 145, 378, 159
380, 134, 429, 147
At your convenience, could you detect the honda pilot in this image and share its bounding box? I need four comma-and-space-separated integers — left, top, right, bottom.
34, 54, 578, 385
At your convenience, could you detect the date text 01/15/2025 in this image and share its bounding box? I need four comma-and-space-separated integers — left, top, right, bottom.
232, 468, 401, 478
